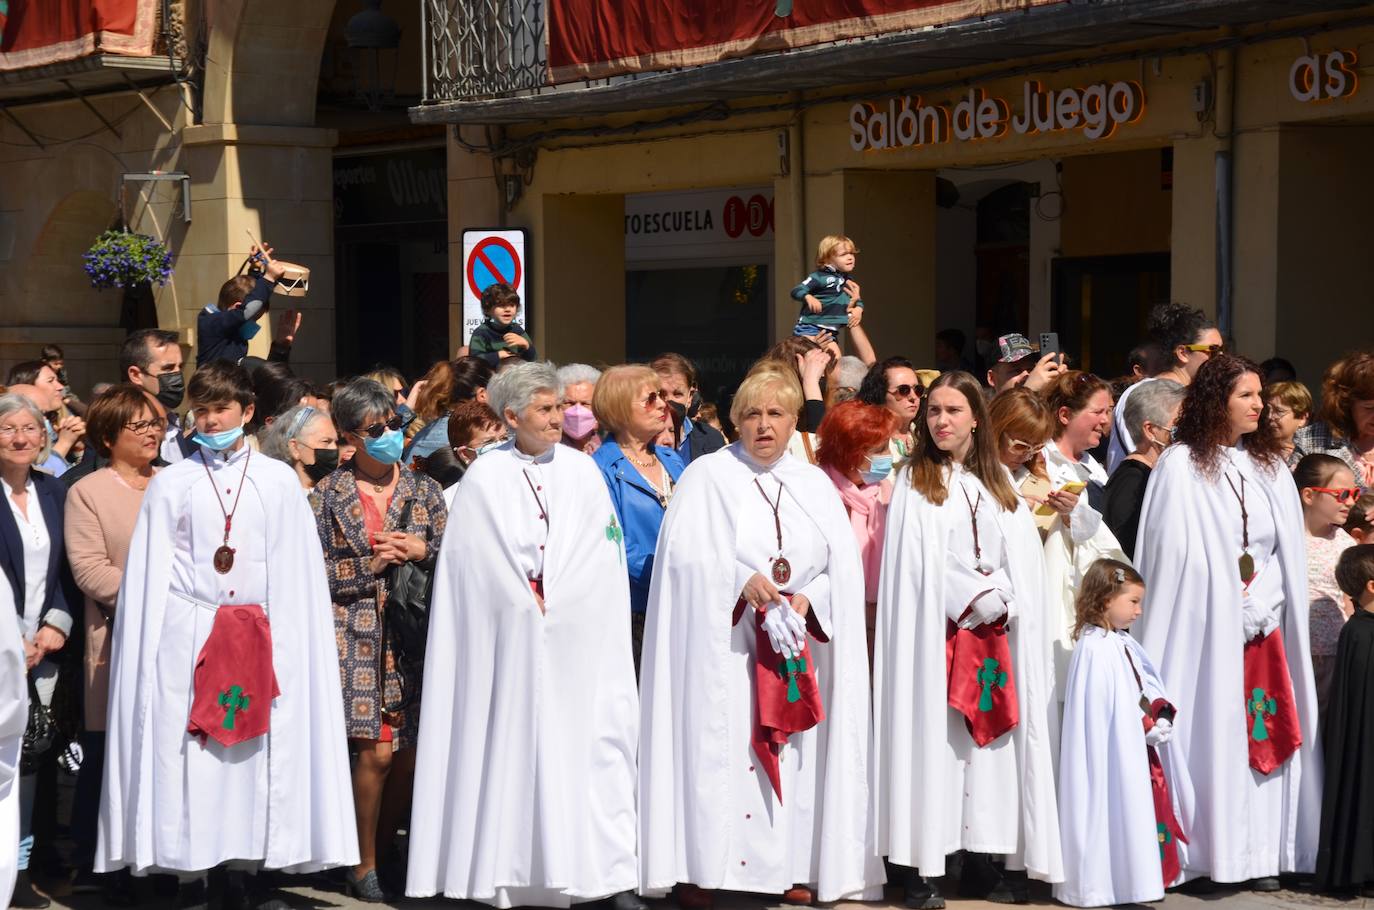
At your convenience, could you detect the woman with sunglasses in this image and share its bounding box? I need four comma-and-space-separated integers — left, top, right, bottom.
63, 387, 163, 904
590, 365, 685, 673
875, 372, 1062, 908
1294, 453, 1360, 722
857, 357, 923, 463
309, 378, 447, 900
1101, 379, 1184, 560
1134, 353, 1320, 892
1107, 302, 1221, 474
409, 361, 643, 910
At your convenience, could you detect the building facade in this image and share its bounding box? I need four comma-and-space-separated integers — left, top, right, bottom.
419, 0, 1374, 388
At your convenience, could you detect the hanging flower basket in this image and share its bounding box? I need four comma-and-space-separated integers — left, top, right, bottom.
82, 230, 173, 289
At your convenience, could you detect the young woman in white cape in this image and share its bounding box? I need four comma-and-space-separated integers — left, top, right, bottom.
1134, 353, 1321, 890
874, 372, 1062, 908
638, 363, 884, 907
0, 576, 27, 907
407, 362, 643, 910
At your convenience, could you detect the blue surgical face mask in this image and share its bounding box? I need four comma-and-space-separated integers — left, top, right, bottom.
860, 453, 894, 485
193, 424, 245, 452
363, 428, 405, 465
475, 438, 506, 457
239, 321, 262, 341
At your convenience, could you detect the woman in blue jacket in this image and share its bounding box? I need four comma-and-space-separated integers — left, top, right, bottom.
591, 365, 686, 673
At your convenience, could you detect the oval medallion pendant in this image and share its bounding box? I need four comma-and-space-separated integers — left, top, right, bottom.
771, 556, 792, 587
214, 545, 236, 574
1239, 552, 1255, 585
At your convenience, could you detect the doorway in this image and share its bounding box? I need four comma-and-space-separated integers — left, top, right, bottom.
1051, 253, 1170, 377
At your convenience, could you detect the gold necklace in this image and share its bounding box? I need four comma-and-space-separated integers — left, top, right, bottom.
354, 465, 394, 493
619, 444, 656, 468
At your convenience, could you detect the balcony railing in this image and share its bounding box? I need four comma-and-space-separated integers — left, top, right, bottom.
421, 0, 549, 102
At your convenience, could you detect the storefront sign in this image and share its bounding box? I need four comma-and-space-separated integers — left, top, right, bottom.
626, 187, 773, 262
1289, 50, 1358, 103
334, 148, 447, 227
849, 79, 1145, 153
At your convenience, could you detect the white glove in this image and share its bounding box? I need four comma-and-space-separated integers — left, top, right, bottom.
960, 589, 1010, 630
762, 599, 807, 658
1241, 600, 1277, 642
1145, 717, 1173, 747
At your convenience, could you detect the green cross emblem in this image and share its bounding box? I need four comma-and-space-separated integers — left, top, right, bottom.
1246, 687, 1277, 742
1157, 822, 1171, 859
218, 685, 250, 731
777, 654, 808, 703
976, 658, 1008, 712
605, 515, 624, 564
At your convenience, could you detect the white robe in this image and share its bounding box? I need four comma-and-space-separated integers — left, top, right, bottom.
407, 442, 640, 906
639, 444, 884, 902
1135, 444, 1321, 882
1055, 627, 1193, 907
874, 464, 1062, 883
1039, 448, 1129, 720
0, 575, 27, 906
97, 445, 358, 875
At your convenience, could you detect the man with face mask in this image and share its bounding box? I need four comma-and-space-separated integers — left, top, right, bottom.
121, 328, 193, 465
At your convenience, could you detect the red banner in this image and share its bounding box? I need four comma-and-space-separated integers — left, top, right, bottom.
0, 0, 158, 72
549, 0, 1065, 83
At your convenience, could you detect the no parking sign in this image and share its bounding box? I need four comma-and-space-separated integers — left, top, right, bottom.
462, 228, 530, 344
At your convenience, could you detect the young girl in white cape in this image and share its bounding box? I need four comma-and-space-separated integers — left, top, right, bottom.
1056, 559, 1191, 907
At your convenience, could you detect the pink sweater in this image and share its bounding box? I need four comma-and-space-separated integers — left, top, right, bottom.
64, 467, 153, 730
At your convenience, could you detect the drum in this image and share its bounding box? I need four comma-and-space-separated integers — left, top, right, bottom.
273, 260, 310, 297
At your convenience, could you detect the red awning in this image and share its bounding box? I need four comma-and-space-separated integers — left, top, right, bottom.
0, 0, 158, 72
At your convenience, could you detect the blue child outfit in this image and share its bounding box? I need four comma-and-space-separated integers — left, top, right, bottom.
790, 264, 862, 337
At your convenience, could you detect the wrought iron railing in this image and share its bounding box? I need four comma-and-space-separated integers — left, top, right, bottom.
421, 0, 549, 102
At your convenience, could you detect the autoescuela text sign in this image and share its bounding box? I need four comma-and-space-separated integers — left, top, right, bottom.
625, 187, 773, 262
462, 228, 529, 344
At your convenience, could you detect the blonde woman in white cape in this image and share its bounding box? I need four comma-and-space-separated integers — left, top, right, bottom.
0, 576, 27, 908
639, 363, 884, 908
1134, 353, 1321, 890
875, 372, 1061, 908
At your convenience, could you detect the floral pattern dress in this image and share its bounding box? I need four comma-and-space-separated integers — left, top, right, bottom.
310, 467, 447, 746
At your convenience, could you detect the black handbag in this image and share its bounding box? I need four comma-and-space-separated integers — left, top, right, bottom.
21, 676, 56, 775
381, 498, 433, 712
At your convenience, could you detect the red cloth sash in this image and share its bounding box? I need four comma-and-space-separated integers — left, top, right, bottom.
1243, 628, 1302, 774
748, 601, 824, 803
1141, 699, 1187, 887
945, 613, 1018, 747
187, 604, 280, 747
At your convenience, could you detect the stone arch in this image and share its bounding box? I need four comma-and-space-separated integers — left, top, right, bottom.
200, 0, 339, 127
21, 191, 120, 328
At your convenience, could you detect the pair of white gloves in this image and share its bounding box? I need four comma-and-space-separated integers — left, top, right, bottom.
1146, 717, 1174, 747
959, 589, 1012, 630
761, 598, 809, 659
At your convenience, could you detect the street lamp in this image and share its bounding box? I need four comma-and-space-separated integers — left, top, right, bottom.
345, 0, 401, 111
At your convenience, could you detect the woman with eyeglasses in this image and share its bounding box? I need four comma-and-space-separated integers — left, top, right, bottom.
1134, 353, 1320, 892
1040, 371, 1128, 704
0, 392, 76, 909
1102, 379, 1185, 560
857, 356, 922, 462
408, 362, 644, 910
309, 378, 446, 901
259, 403, 339, 490
590, 365, 685, 673
874, 372, 1061, 908
62, 387, 163, 904
1107, 302, 1221, 474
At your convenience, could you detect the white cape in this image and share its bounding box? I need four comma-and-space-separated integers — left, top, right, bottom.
1135, 444, 1321, 881
638, 444, 884, 902
98, 448, 357, 874
407, 444, 640, 906
0, 576, 26, 906
874, 466, 1062, 883
1055, 627, 1193, 907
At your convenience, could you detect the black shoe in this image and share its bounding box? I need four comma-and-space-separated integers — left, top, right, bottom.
9, 871, 50, 909
103, 868, 138, 907
902, 869, 945, 910
343, 868, 392, 903
69, 868, 103, 894
959, 853, 1026, 904
175, 876, 209, 910
607, 890, 648, 910
1250, 876, 1281, 892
